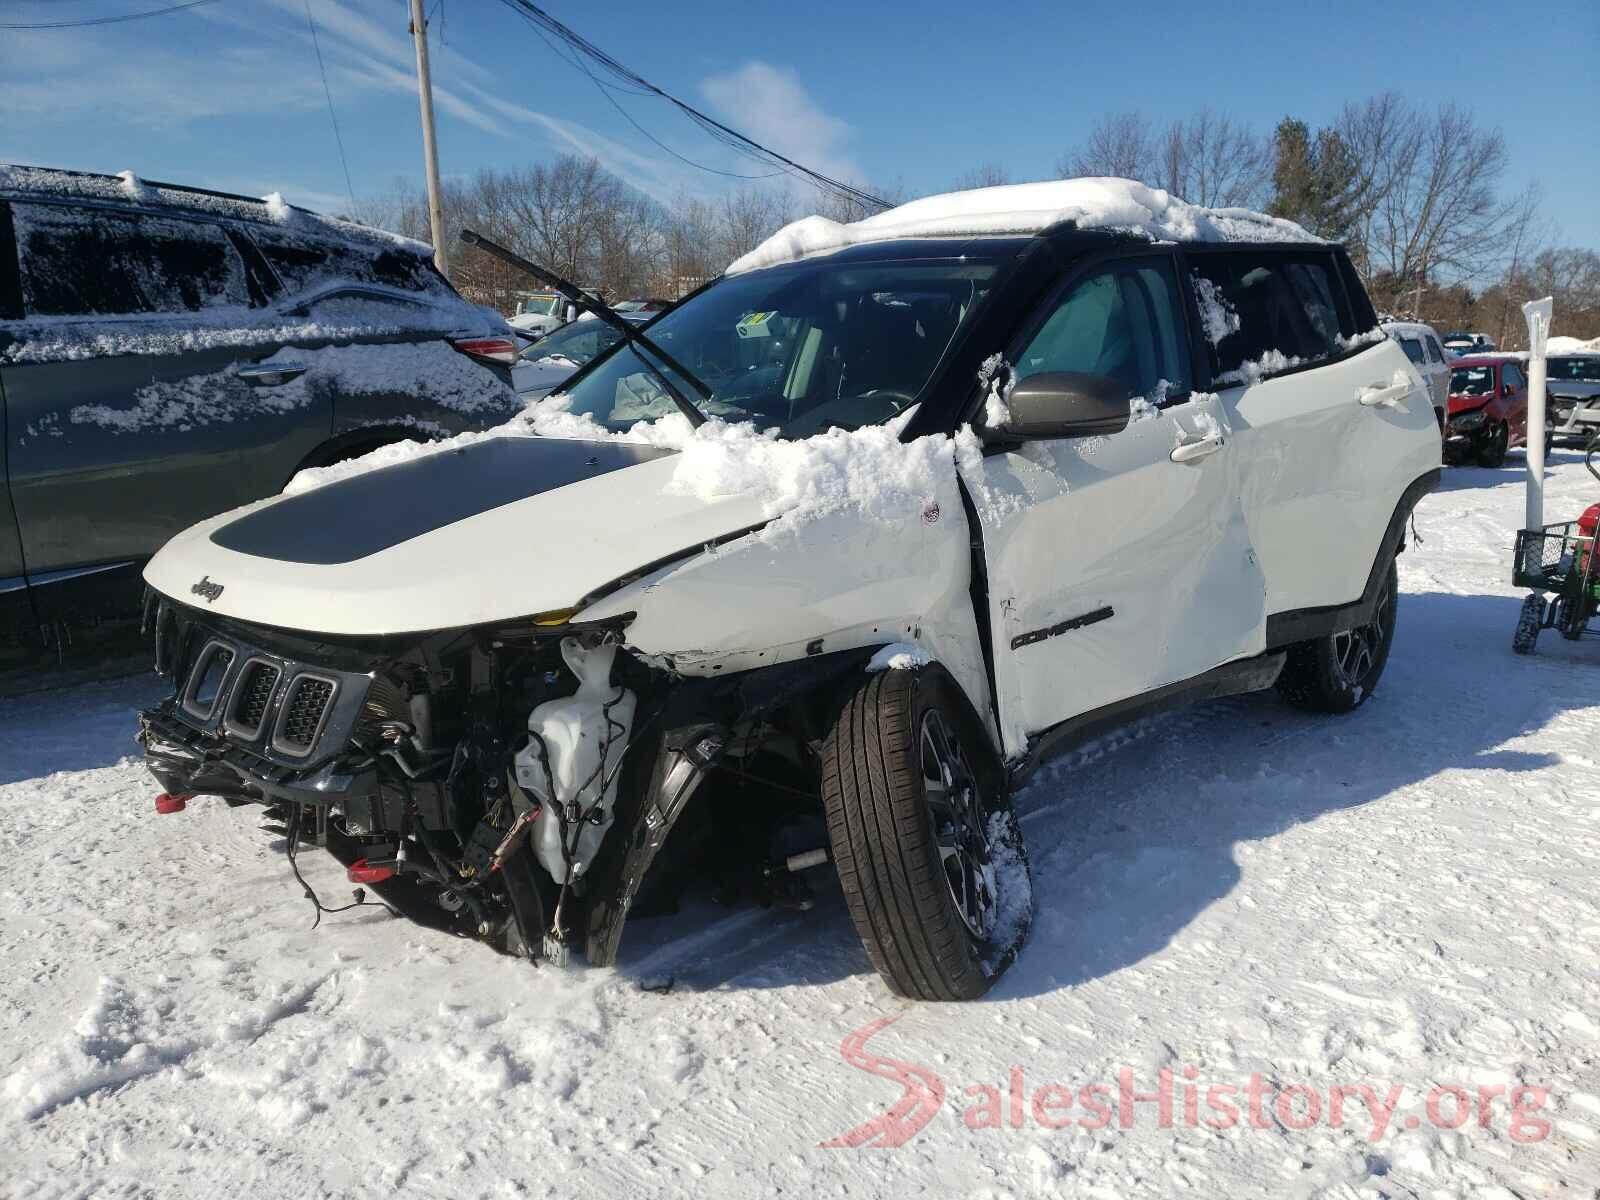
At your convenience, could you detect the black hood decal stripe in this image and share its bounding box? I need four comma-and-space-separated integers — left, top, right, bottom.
211, 437, 674, 565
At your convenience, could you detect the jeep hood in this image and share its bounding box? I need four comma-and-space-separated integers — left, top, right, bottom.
143, 435, 770, 636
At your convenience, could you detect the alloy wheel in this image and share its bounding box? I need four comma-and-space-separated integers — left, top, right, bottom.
1332, 574, 1393, 688
919, 709, 996, 940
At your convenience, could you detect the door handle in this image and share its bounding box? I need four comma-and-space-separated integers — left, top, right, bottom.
236, 362, 308, 385
1170, 433, 1225, 463
1358, 381, 1409, 408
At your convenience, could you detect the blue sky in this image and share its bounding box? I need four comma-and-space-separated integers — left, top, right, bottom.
2, 0, 1596, 248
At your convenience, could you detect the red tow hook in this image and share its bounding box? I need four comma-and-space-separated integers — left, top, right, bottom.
347, 858, 396, 884
154, 792, 193, 814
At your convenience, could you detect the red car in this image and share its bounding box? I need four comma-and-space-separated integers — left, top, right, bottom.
1445, 355, 1530, 466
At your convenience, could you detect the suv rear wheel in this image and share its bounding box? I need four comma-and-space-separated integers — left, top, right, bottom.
1277, 559, 1399, 713
821, 667, 1030, 1000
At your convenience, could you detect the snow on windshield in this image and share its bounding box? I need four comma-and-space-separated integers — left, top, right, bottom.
728, 177, 1320, 275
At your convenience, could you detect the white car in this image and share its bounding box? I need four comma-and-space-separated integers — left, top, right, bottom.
134, 179, 1441, 1000
1381, 319, 1452, 431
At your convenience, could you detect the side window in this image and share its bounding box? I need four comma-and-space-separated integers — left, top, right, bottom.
1502, 363, 1524, 390
1017, 257, 1190, 403
249, 228, 452, 301
1399, 336, 1426, 366
1190, 251, 1347, 379
1425, 336, 1446, 364
12, 202, 250, 317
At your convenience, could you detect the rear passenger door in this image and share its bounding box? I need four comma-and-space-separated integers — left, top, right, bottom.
1186, 247, 1432, 618
0, 200, 333, 603
973, 250, 1265, 752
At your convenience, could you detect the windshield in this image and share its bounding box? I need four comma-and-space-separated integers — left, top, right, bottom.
1451, 366, 1495, 396
549, 257, 999, 438
519, 320, 622, 366
1549, 357, 1600, 383
518, 294, 560, 317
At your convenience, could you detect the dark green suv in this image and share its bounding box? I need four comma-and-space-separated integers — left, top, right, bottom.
0, 166, 520, 652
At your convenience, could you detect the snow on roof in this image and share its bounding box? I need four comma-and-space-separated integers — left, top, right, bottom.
726, 177, 1321, 275
0, 164, 432, 256
1549, 335, 1600, 355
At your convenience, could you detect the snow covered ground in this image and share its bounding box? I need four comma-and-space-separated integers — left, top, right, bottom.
3, 454, 1599, 1200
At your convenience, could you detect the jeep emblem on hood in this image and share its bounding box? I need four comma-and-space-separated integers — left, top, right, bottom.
190, 576, 225, 603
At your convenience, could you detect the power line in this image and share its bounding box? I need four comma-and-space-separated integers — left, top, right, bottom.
493, 0, 887, 210
1, 0, 219, 30
301, 0, 357, 209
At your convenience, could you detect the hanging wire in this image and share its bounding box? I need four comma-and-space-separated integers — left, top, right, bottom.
2, 0, 220, 30
493, 0, 887, 209
301, 0, 357, 209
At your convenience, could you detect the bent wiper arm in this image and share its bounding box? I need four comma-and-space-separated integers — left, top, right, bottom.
459, 228, 708, 427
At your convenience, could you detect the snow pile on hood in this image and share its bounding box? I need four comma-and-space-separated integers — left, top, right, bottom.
285, 395, 963, 533
727, 177, 1319, 275
662, 412, 954, 524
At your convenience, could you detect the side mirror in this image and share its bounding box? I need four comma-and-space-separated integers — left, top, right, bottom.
981, 371, 1131, 442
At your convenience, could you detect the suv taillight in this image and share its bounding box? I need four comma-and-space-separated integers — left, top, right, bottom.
449, 335, 518, 365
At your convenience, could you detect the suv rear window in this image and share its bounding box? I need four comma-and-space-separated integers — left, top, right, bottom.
248, 228, 450, 300
12, 202, 250, 317
1549, 357, 1600, 382
1190, 250, 1353, 378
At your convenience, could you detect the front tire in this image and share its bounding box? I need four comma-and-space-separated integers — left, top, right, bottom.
1278, 560, 1399, 713
821, 667, 1031, 1000
1477, 422, 1509, 467
1512, 594, 1544, 655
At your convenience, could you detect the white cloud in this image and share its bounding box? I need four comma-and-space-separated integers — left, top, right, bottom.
698, 61, 860, 186
0, 0, 707, 204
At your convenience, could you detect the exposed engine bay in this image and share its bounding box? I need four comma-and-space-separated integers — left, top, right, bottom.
137, 592, 848, 965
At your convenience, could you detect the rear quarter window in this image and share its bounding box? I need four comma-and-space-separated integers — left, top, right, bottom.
12, 202, 250, 317
1399, 337, 1425, 365
1190, 250, 1352, 379
247, 228, 452, 302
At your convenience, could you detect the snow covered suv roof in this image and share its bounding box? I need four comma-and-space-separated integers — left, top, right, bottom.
727, 177, 1321, 275
0, 163, 431, 257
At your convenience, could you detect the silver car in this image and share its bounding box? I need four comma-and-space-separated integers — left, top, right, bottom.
1547, 354, 1600, 447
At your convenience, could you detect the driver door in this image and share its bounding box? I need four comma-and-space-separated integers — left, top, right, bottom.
969, 251, 1265, 757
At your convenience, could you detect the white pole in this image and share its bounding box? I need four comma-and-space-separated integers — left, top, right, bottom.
409, 0, 448, 277
1522, 296, 1553, 530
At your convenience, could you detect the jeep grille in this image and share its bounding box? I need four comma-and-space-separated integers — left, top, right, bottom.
275, 676, 336, 754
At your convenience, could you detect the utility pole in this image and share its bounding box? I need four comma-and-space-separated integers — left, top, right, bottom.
408, 0, 448, 277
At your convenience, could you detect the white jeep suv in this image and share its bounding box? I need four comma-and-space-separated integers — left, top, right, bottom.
136, 180, 1440, 1000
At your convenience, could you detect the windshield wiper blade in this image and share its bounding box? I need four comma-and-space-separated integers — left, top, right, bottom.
459, 229, 708, 427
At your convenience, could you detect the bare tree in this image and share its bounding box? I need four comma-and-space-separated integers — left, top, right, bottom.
1343, 100, 1532, 313
951, 162, 1012, 190
1058, 112, 1152, 180
1058, 109, 1268, 206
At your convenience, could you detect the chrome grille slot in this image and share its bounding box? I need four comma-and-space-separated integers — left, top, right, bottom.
225, 660, 281, 739
273, 674, 337, 756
